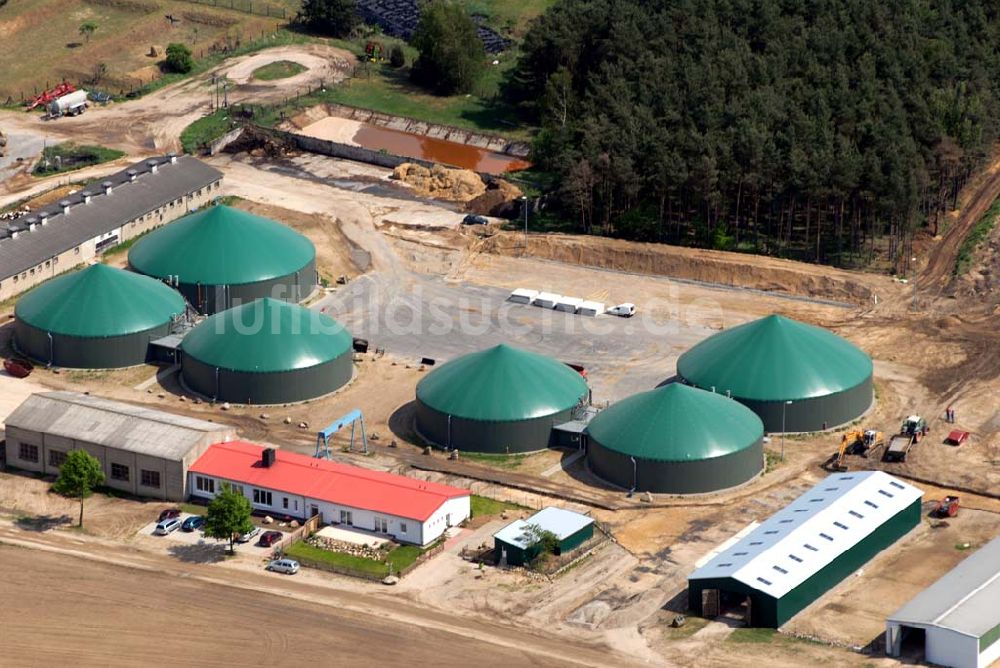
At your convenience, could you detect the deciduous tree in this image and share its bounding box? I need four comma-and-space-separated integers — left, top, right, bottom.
204, 484, 254, 554
410, 0, 484, 95
52, 450, 105, 527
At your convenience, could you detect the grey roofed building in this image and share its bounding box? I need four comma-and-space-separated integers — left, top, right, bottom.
3, 391, 235, 501
0, 154, 222, 297
886, 535, 1000, 668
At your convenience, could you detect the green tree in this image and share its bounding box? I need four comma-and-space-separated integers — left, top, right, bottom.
164, 43, 194, 74
79, 21, 98, 43
203, 484, 254, 554
52, 450, 105, 527
518, 522, 560, 568
299, 0, 358, 38
410, 0, 484, 95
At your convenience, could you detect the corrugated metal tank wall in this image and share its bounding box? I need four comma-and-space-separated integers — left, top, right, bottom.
414, 399, 572, 453
14, 320, 171, 369
178, 258, 317, 315
728, 376, 873, 433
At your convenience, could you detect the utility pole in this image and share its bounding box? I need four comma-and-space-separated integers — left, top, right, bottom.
521, 195, 529, 251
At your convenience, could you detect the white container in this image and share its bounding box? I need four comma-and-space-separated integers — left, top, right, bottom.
508, 288, 539, 305
534, 292, 561, 309
555, 296, 584, 313
578, 300, 605, 317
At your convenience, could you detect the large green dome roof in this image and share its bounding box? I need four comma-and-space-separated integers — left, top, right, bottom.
416, 344, 588, 422
676, 315, 872, 401
128, 205, 315, 286
181, 299, 352, 372
15, 264, 185, 337
586, 384, 764, 461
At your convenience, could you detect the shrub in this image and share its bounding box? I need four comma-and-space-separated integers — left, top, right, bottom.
164, 43, 194, 74
389, 44, 405, 68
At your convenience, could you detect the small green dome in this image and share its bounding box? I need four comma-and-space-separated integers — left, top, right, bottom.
181, 299, 352, 372
15, 264, 185, 337
586, 384, 764, 461
128, 205, 315, 286
676, 315, 873, 401
416, 344, 588, 422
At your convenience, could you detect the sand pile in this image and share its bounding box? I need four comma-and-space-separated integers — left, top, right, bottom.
466, 178, 524, 217
391, 163, 486, 202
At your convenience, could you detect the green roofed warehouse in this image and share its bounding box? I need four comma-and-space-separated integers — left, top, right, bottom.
180, 298, 353, 405
128, 205, 316, 314
14, 264, 185, 368
493, 507, 595, 567
415, 344, 589, 453
586, 383, 764, 494
688, 471, 921, 628
676, 314, 873, 432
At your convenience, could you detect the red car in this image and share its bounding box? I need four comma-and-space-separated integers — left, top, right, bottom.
158, 508, 181, 522
258, 531, 283, 547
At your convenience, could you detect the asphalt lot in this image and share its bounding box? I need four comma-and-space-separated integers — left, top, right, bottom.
317, 272, 715, 402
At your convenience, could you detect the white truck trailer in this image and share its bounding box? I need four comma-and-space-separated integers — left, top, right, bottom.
48, 90, 88, 118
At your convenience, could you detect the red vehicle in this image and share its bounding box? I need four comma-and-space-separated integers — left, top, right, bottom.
258, 530, 283, 547
26, 82, 76, 111
3, 358, 34, 378
932, 496, 960, 518
157, 508, 181, 522
946, 430, 970, 446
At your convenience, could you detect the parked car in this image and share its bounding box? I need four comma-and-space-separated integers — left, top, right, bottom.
157, 508, 181, 522
607, 303, 637, 318
153, 517, 182, 535
181, 515, 205, 532
267, 559, 300, 575
462, 214, 489, 226
236, 526, 261, 543
258, 530, 283, 547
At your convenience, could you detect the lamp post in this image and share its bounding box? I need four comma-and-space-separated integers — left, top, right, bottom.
521, 195, 528, 248
781, 400, 793, 461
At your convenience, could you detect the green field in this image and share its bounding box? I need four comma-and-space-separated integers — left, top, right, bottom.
252, 59, 306, 80
33, 143, 124, 176
471, 494, 526, 517
284, 539, 429, 578
180, 109, 239, 153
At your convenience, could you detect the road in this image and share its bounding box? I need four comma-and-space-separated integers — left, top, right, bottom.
0, 521, 642, 668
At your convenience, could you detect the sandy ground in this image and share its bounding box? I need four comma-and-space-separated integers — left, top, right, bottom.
0, 370, 48, 426
222, 46, 351, 86
298, 115, 364, 145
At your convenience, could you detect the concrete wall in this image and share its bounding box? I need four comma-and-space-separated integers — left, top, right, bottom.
0, 179, 221, 302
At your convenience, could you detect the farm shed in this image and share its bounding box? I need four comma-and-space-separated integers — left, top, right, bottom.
688, 471, 921, 628
128, 205, 316, 314
0, 155, 221, 302
493, 507, 594, 567
677, 314, 873, 432
14, 264, 185, 368
2, 392, 234, 500
586, 383, 764, 494
188, 440, 470, 546
886, 535, 1000, 668
414, 344, 589, 453
180, 298, 353, 405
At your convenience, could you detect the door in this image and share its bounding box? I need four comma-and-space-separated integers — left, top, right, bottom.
445, 513, 452, 527
374, 517, 388, 533
309, 505, 319, 518
340, 510, 353, 526
702, 589, 720, 618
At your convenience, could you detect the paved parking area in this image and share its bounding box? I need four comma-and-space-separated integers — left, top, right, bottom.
138, 514, 285, 556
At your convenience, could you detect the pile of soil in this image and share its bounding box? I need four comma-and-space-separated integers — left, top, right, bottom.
466, 178, 523, 217
223, 126, 291, 158
391, 163, 486, 202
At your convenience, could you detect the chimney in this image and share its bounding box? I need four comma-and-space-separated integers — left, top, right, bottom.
81, 191, 92, 204
146, 159, 158, 174
103, 181, 113, 196
167, 152, 178, 164
39, 212, 49, 225
261, 448, 276, 468
127, 169, 137, 182
59, 200, 70, 215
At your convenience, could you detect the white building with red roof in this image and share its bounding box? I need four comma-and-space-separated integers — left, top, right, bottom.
188, 441, 470, 546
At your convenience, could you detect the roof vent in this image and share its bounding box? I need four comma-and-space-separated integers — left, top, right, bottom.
127, 169, 137, 182
81, 190, 92, 204
59, 200, 71, 215
146, 159, 158, 174
261, 448, 276, 468
39, 212, 50, 225
167, 152, 178, 164
102, 181, 113, 195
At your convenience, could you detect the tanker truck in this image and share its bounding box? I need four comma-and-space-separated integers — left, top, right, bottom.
48, 90, 88, 118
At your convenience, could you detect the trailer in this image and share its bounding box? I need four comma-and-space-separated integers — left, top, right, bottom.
555, 296, 583, 313
48, 90, 88, 118
533, 292, 561, 309
508, 288, 539, 305
883, 415, 926, 462
578, 300, 605, 317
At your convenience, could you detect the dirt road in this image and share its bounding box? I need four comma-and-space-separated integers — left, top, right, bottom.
0, 524, 638, 668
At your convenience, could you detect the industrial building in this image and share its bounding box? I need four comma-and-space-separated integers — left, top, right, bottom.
128, 205, 316, 314
414, 344, 589, 453
886, 535, 1000, 668
586, 383, 765, 494
688, 471, 921, 627
188, 440, 470, 546
13, 264, 186, 368
677, 314, 873, 432
493, 507, 594, 567
3, 392, 234, 501
179, 298, 353, 405
0, 155, 222, 301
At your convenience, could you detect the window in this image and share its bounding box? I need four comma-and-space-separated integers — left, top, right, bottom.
110, 463, 129, 481
764, 530, 779, 535
804, 544, 818, 552
140, 470, 161, 488
819, 532, 834, 541
195, 476, 215, 494
399, 522, 407, 533
19, 443, 39, 463
374, 516, 388, 533
756, 577, 772, 586
717, 562, 732, 568
809, 498, 824, 503
824, 487, 838, 492
74, 246, 80, 254
878, 489, 894, 498
12, 275, 18, 283
48, 450, 67, 468
340, 510, 353, 525
772, 565, 788, 574
789, 554, 803, 563
282, 497, 289, 509
838, 476, 854, 481
779, 519, 794, 524
750, 541, 763, 546
794, 508, 809, 513
848, 510, 864, 519
252, 489, 273, 506
889, 481, 905, 490
833, 521, 849, 530
864, 500, 879, 509
733, 552, 748, 556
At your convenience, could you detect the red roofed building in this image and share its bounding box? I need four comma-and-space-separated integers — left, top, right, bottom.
188, 441, 470, 546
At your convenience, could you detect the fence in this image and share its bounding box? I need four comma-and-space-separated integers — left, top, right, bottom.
175, 0, 292, 18
271, 513, 321, 554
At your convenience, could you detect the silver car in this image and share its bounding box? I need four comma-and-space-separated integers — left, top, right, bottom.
267, 559, 299, 575
236, 526, 261, 543
153, 517, 182, 535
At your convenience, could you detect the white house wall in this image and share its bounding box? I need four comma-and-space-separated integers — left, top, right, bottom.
925, 628, 980, 668
420, 496, 472, 545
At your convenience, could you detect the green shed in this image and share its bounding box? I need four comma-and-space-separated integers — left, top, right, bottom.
14, 264, 185, 368
493, 507, 595, 567
415, 344, 589, 453
586, 383, 765, 494
128, 205, 316, 314
676, 314, 873, 432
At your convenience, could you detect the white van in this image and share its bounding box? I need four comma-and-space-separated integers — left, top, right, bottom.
607, 303, 636, 318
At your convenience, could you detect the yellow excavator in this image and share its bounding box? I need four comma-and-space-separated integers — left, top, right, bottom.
833, 429, 885, 470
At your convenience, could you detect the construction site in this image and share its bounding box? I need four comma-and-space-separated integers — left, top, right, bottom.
1, 22, 999, 668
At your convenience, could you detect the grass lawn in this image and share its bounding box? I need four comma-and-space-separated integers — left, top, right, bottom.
727, 628, 778, 643
285, 540, 390, 577
463, 0, 557, 36
662, 615, 709, 640
180, 109, 239, 154
32, 143, 124, 177
460, 452, 528, 470
471, 494, 526, 517
252, 60, 307, 81
180, 503, 206, 516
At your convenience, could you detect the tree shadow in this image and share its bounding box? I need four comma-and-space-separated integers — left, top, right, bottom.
66, 42, 82, 49
167, 541, 227, 564
15, 514, 73, 532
